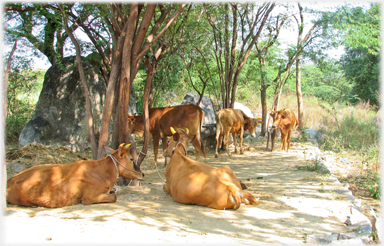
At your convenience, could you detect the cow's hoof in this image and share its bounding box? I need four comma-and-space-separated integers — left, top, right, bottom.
214, 153, 218, 158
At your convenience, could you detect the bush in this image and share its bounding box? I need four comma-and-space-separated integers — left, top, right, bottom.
6, 68, 45, 143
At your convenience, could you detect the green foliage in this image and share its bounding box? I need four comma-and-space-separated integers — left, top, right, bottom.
6, 67, 45, 143
336, 3, 381, 106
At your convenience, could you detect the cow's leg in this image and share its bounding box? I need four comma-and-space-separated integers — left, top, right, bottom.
286, 130, 292, 151
271, 129, 276, 152
239, 127, 244, 154
224, 131, 231, 156
82, 193, 117, 205
233, 133, 238, 154
153, 135, 160, 163
280, 132, 287, 151
191, 137, 201, 161
215, 128, 221, 158
162, 136, 168, 166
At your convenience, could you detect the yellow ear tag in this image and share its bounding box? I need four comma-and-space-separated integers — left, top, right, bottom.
125, 143, 131, 149
119, 143, 125, 148
185, 128, 189, 135
170, 127, 176, 134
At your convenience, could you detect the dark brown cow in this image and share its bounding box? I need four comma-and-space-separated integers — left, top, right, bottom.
215, 108, 262, 158
6, 144, 144, 208
267, 108, 298, 152
127, 104, 206, 165
163, 127, 260, 210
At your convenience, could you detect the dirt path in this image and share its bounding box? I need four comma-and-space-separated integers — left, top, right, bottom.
3, 141, 353, 245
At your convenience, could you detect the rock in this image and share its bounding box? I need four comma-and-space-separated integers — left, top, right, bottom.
19, 117, 50, 147
19, 56, 137, 151
6, 161, 28, 176
306, 234, 332, 244
180, 92, 216, 125
233, 102, 256, 118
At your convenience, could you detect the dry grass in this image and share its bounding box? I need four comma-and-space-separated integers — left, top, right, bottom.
6, 144, 93, 178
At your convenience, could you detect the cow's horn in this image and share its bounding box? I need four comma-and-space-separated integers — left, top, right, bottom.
185, 128, 189, 135
170, 127, 176, 134
119, 143, 125, 147
125, 143, 131, 149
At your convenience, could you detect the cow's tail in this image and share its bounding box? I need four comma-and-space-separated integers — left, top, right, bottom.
228, 187, 242, 210
199, 109, 207, 159
242, 191, 260, 206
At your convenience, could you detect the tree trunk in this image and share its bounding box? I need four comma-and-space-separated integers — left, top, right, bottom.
296, 56, 304, 128
137, 56, 158, 167
296, 3, 304, 129
60, 5, 98, 159
260, 84, 268, 137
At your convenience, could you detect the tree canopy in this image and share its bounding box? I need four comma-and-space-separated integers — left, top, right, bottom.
3, 2, 380, 160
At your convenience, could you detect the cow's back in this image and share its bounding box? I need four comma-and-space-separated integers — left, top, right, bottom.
6, 162, 87, 207
157, 104, 203, 137
216, 108, 243, 134
165, 155, 242, 209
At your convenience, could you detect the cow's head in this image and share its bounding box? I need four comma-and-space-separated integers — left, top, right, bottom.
127, 113, 137, 133
244, 117, 262, 137
104, 143, 144, 180
271, 109, 286, 129
164, 127, 195, 158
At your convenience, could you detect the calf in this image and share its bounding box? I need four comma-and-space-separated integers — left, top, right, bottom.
270, 108, 298, 151
215, 108, 261, 158
163, 127, 260, 210
6, 144, 144, 208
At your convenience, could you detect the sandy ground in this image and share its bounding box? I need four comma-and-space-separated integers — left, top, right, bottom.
2, 141, 354, 245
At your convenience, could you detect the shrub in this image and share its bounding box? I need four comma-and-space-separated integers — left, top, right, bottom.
6, 68, 44, 143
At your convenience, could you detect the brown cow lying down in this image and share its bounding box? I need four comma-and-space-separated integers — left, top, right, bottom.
127, 104, 206, 166
163, 127, 260, 210
270, 108, 298, 151
6, 144, 144, 208
215, 108, 262, 158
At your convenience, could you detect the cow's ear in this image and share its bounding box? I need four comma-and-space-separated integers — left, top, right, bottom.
104, 146, 114, 156
173, 133, 180, 141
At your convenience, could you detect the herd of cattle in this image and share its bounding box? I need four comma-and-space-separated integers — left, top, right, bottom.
6, 104, 298, 210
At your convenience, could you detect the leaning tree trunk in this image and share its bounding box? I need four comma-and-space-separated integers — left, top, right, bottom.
137, 56, 158, 167
60, 5, 98, 159
296, 55, 304, 129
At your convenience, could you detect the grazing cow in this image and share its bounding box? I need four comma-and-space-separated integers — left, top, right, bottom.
6, 144, 144, 208
268, 108, 298, 152
215, 108, 262, 158
127, 104, 206, 166
163, 127, 260, 210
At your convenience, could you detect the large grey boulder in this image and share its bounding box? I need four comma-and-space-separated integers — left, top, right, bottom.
19, 56, 136, 151
233, 102, 256, 118
180, 92, 217, 125
19, 57, 106, 151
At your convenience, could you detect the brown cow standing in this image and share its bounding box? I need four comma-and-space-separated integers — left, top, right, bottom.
268, 108, 298, 152
215, 108, 262, 158
163, 127, 260, 210
6, 144, 144, 208
127, 104, 206, 166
